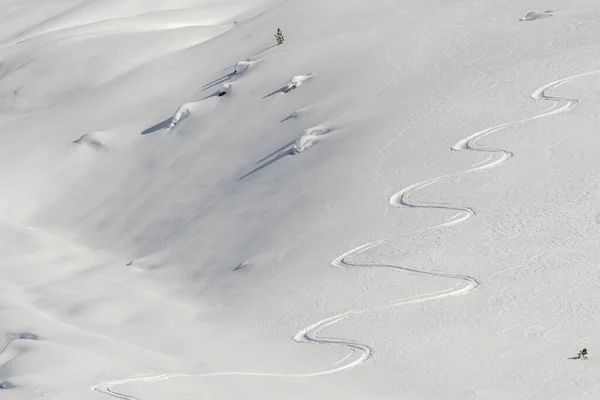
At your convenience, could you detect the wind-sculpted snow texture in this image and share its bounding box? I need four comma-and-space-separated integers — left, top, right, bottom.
2, 1, 600, 400
93, 71, 595, 400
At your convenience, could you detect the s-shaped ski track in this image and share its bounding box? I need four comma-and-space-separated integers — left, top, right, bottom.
94, 70, 600, 399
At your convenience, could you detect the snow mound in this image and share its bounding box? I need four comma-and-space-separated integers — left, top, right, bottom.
238, 125, 333, 180
264, 74, 315, 98
519, 10, 554, 21
216, 82, 233, 97
169, 104, 193, 129
286, 74, 314, 92
167, 90, 225, 131
233, 60, 260, 76
292, 126, 334, 154
73, 133, 107, 150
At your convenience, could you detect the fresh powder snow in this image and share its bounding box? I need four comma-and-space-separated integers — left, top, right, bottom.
1, 1, 600, 399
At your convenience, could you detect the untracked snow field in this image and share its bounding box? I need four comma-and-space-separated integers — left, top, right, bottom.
2, 0, 600, 399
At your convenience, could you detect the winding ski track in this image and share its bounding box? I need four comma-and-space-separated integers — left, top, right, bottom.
93, 71, 600, 399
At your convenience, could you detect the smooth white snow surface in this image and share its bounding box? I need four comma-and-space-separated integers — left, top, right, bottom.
2, 0, 600, 399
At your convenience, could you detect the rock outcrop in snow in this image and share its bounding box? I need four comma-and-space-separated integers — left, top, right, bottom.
73, 133, 106, 150
519, 10, 554, 21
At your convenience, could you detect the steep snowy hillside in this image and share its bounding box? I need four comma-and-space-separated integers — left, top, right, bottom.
2, 0, 600, 399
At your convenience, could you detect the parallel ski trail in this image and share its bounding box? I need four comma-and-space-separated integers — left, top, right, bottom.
94, 70, 600, 399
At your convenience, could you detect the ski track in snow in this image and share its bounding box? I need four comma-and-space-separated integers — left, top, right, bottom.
90, 68, 600, 398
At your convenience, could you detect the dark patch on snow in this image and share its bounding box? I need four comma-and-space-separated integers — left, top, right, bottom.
202, 83, 232, 100
233, 263, 251, 272
141, 117, 172, 135
6, 332, 38, 341
519, 10, 554, 21
238, 147, 295, 181
17, 333, 38, 341
73, 134, 106, 150
281, 110, 300, 123
0, 381, 15, 389
254, 140, 296, 166
263, 85, 291, 99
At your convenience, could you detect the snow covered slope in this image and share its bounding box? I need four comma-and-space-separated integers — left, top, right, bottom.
2, 0, 600, 399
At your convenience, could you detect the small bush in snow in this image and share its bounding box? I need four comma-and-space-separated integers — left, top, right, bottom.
275, 28, 284, 45
576, 348, 588, 360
